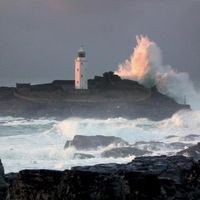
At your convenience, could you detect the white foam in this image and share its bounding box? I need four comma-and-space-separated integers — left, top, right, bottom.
0, 110, 200, 173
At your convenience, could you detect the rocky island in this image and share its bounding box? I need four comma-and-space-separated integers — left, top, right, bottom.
0, 72, 189, 120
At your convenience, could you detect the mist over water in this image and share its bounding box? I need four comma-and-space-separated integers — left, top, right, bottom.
115, 36, 200, 109
0, 110, 200, 173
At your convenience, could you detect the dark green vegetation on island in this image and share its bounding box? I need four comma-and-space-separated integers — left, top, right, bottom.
0, 72, 189, 120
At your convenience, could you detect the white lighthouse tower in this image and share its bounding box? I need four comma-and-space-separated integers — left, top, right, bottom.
75, 46, 88, 89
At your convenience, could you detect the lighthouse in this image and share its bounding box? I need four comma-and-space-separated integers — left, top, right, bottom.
75, 46, 88, 89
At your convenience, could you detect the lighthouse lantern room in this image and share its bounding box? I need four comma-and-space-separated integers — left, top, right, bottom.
75, 46, 88, 90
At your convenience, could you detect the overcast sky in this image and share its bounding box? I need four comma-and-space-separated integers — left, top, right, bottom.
0, 0, 200, 87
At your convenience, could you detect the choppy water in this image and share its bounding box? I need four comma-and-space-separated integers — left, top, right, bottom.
0, 110, 200, 173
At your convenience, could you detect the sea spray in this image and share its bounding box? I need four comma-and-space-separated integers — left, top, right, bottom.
0, 111, 200, 173
55, 110, 200, 143
115, 35, 200, 109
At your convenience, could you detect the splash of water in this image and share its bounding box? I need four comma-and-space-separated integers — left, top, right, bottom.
115, 35, 200, 109
1, 110, 200, 173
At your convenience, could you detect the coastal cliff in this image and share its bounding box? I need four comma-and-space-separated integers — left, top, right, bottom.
0, 72, 189, 120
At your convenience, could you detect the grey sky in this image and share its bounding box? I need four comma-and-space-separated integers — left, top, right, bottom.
0, 0, 200, 87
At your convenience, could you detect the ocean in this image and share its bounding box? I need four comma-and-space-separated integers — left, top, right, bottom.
0, 109, 200, 173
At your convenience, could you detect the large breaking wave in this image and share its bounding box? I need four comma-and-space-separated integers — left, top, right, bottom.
115, 36, 200, 109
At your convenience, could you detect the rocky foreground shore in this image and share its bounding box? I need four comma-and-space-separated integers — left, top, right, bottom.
1, 145, 200, 200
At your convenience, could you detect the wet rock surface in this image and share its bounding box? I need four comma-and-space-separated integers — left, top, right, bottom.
64, 135, 196, 160
6, 155, 200, 200
134, 141, 169, 151
73, 153, 95, 159
0, 160, 8, 200
101, 147, 151, 158
133, 141, 192, 152
64, 135, 129, 150
177, 142, 200, 160
182, 134, 200, 141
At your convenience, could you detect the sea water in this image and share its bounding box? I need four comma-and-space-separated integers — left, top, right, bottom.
0, 109, 200, 173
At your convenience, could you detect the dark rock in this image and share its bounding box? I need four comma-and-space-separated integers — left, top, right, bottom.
64, 135, 129, 150
0, 160, 8, 200
124, 156, 194, 177
101, 147, 151, 158
7, 170, 63, 200
169, 142, 192, 150
134, 141, 168, 151
73, 156, 195, 180
182, 134, 200, 141
0, 74, 190, 121
73, 153, 95, 159
7, 156, 200, 200
177, 142, 200, 160
134, 141, 191, 152
0, 160, 4, 176
165, 135, 178, 139
4, 173, 17, 185
72, 163, 121, 174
